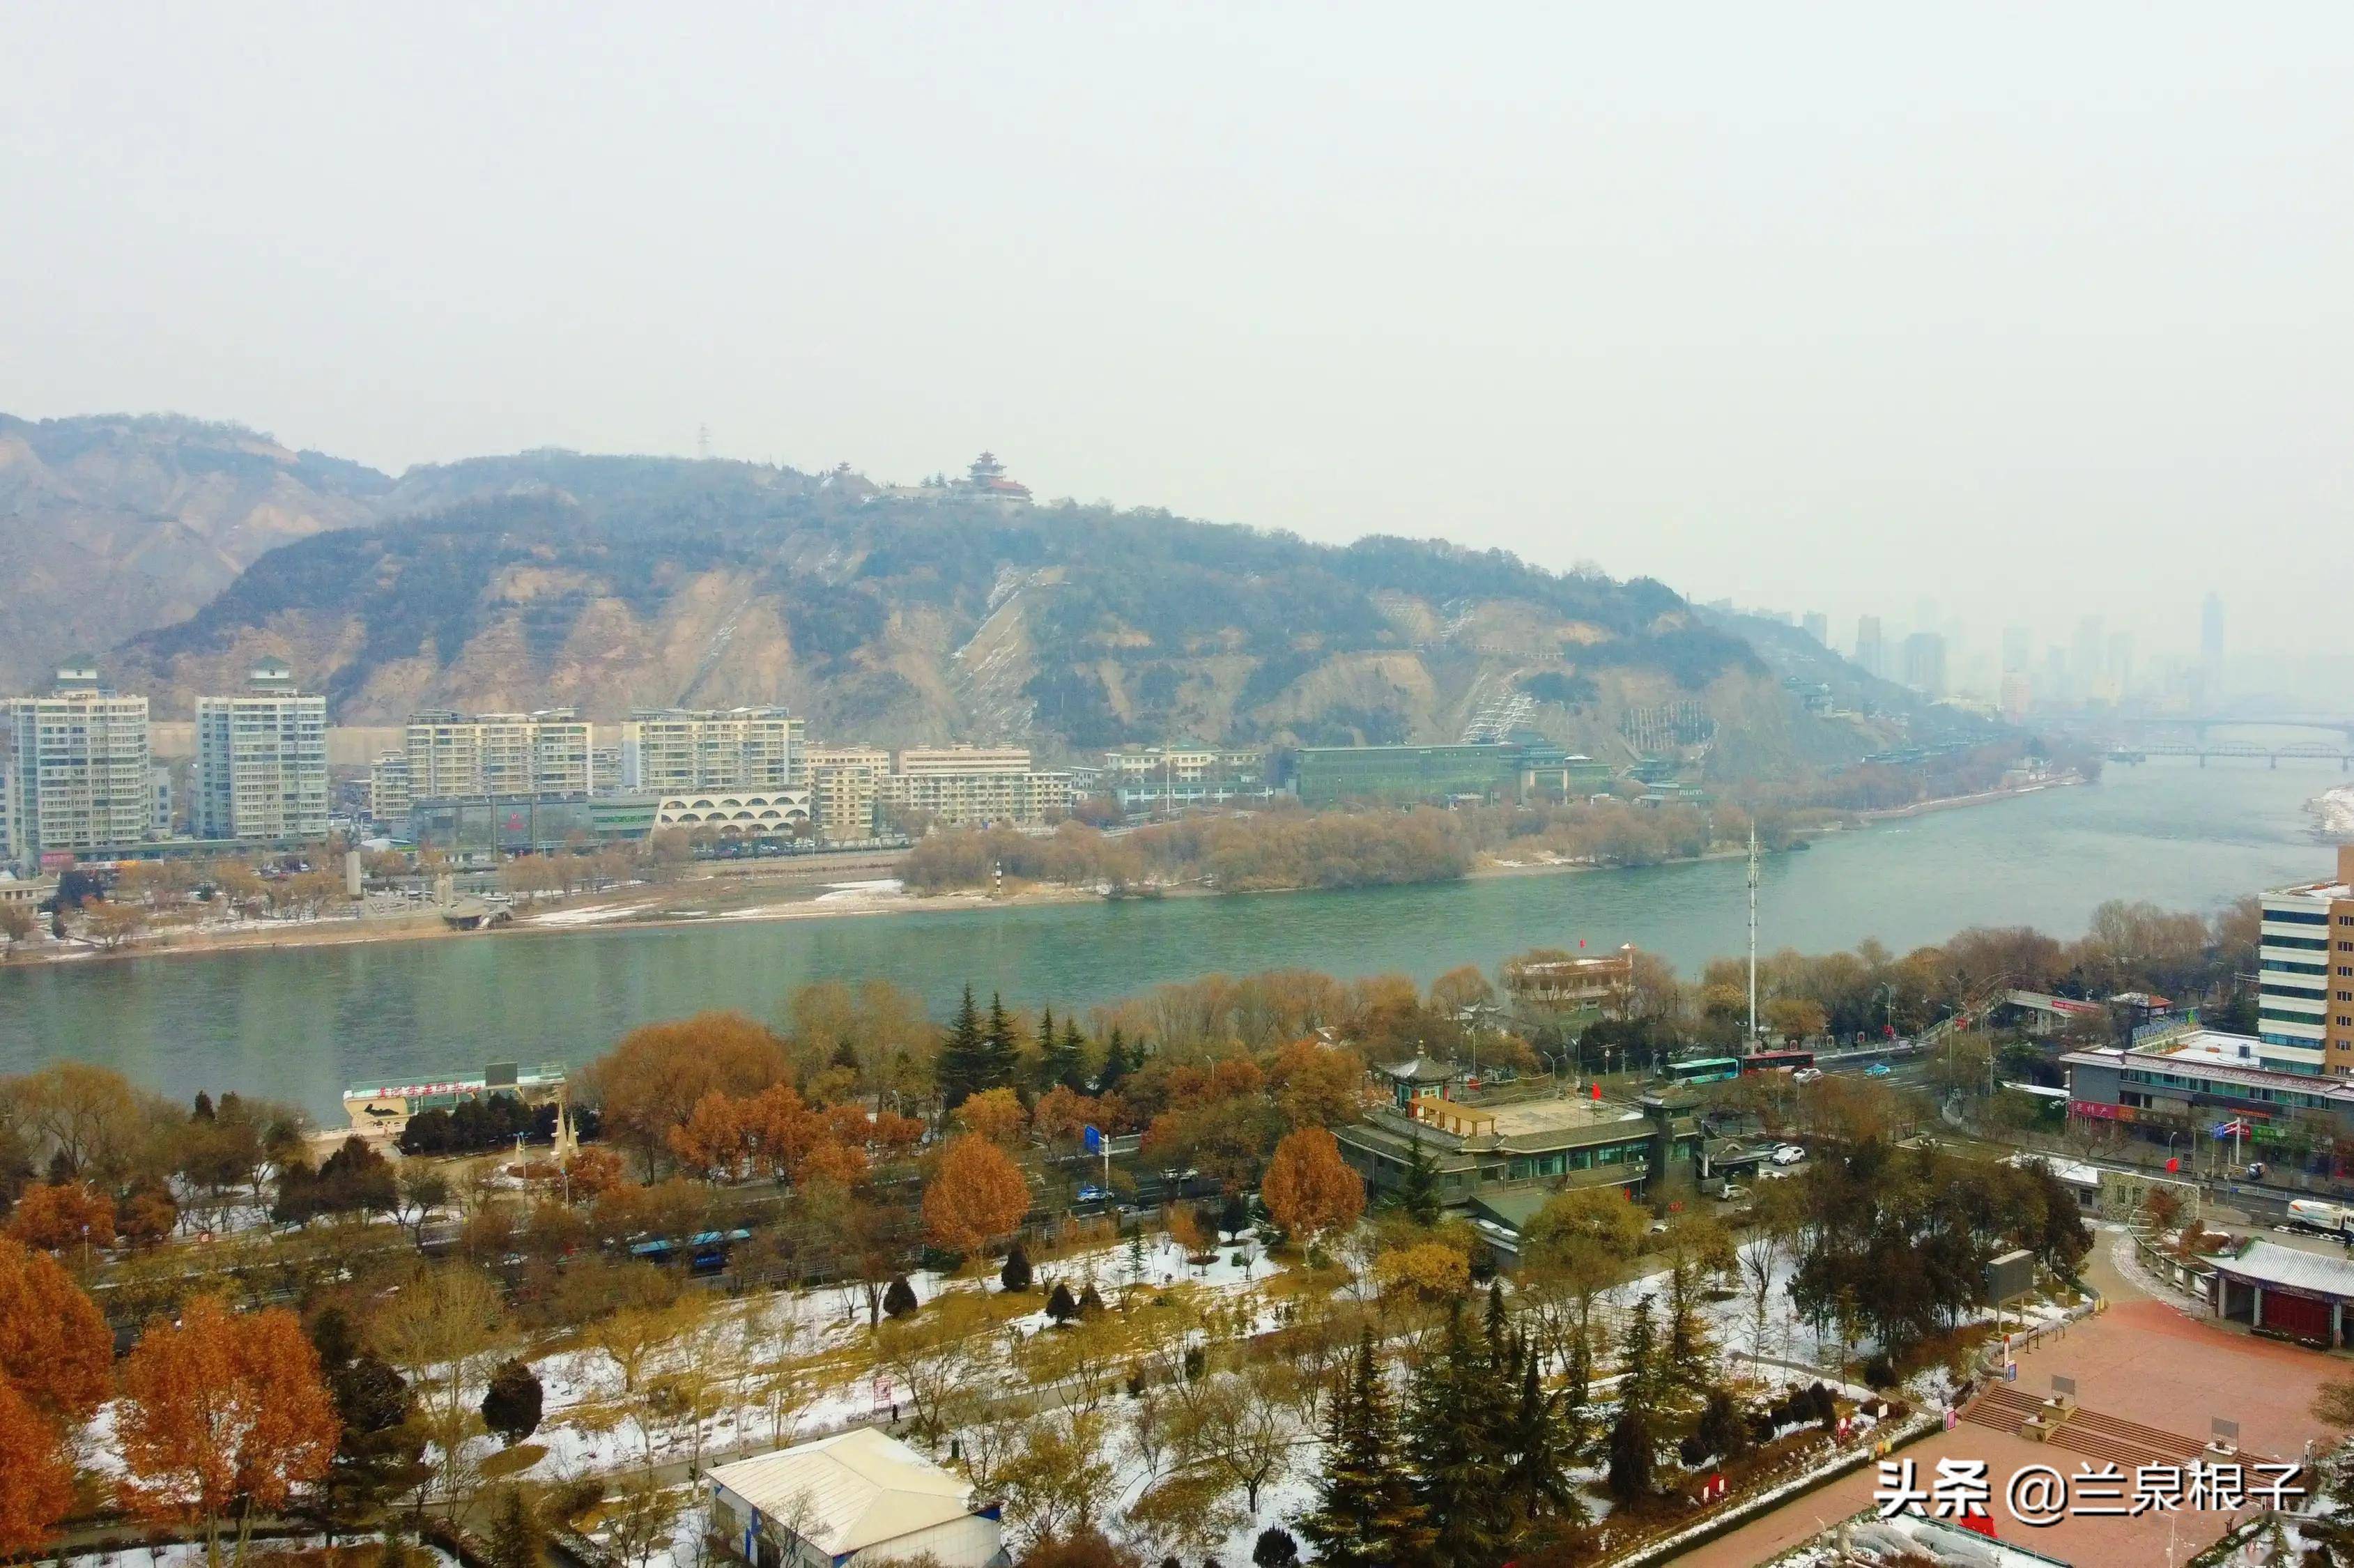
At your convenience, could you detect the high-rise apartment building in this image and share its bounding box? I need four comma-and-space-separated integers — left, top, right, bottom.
794, 744, 891, 842
620, 707, 797, 793
405, 709, 593, 801
193, 661, 329, 842
2258, 846, 2354, 1075
6, 665, 153, 867
1801, 611, 1829, 647
2001, 624, 2031, 676
1854, 616, 1886, 679
369, 751, 412, 824
1902, 632, 1947, 698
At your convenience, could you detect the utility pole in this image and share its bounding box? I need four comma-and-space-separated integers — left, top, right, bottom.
1746, 822, 1760, 1049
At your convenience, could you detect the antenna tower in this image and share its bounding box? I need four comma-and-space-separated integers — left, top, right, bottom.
697, 424, 711, 461
1746, 822, 1759, 1047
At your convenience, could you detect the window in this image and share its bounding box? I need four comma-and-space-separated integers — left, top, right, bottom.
2270, 908, 2330, 925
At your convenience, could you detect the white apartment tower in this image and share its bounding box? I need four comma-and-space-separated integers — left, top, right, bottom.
621, 707, 797, 793
194, 661, 329, 842
405, 709, 593, 800
6, 665, 153, 867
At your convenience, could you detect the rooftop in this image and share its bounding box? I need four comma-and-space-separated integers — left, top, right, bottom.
2204, 1238, 2354, 1298
2062, 1042, 2354, 1102
710, 1429, 976, 1555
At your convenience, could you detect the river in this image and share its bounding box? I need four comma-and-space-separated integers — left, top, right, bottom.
0, 759, 2342, 1117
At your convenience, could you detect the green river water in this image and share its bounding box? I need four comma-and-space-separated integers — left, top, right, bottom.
0, 759, 2341, 1116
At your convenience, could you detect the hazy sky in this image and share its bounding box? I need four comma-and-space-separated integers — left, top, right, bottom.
6, 4, 2350, 670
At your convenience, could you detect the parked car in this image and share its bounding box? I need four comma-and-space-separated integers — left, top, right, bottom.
1772, 1144, 1806, 1165
1718, 1184, 1751, 1203
1793, 1067, 1824, 1083
1865, 1063, 1893, 1077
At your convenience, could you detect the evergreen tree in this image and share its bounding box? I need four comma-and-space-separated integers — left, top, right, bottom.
1046, 1281, 1079, 1323
1606, 1408, 1654, 1502
485, 1485, 546, 1568
882, 1275, 919, 1319
1619, 1296, 1659, 1423
1388, 1131, 1441, 1225
1404, 1305, 1511, 1568
1000, 1242, 1033, 1293
1300, 1335, 1430, 1568
1040, 1010, 1086, 1095
938, 984, 986, 1110
1666, 1255, 1711, 1397
1098, 1027, 1131, 1091
192, 1090, 215, 1121
980, 992, 1021, 1093
479, 1358, 544, 1446
1502, 1334, 1583, 1527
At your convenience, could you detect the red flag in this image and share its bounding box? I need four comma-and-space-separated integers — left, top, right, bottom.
1578, 937, 1587, 948
1957, 1510, 1997, 1538
1590, 1082, 1601, 1100
2165, 1157, 2180, 1173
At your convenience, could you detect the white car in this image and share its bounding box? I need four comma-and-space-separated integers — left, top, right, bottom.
1793, 1067, 1824, 1083
1771, 1144, 1806, 1166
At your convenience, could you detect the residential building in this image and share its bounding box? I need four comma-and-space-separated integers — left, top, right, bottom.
796, 744, 891, 841
1801, 610, 1829, 646
2260, 844, 2354, 1073
193, 661, 329, 843
708, 1428, 1008, 1568
1102, 744, 1273, 815
882, 746, 1071, 827
620, 707, 795, 794
406, 794, 659, 853
149, 764, 174, 838
405, 709, 594, 800
369, 751, 411, 825
1902, 631, 1947, 698
6, 664, 153, 868
1855, 615, 1886, 679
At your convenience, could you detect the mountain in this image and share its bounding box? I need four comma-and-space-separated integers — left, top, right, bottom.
17, 421, 1984, 774
0, 414, 392, 693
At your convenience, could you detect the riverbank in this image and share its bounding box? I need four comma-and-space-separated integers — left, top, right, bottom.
0, 775, 2079, 971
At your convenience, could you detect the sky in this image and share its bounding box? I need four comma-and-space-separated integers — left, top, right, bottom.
3, 3, 2350, 677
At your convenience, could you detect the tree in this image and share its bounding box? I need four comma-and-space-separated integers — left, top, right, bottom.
1300, 1334, 1431, 1568
1046, 1280, 1079, 1323
485, 1485, 547, 1568
957, 1086, 1029, 1147
980, 992, 1023, 1093
1387, 1131, 1440, 1225
0, 1380, 73, 1559
0, 901, 37, 955
588, 1012, 792, 1176
1252, 1528, 1300, 1567
1267, 1040, 1364, 1130
922, 1134, 1031, 1252
1001, 1242, 1035, 1293
937, 985, 989, 1111
370, 1263, 509, 1516
1260, 1128, 1365, 1247
481, 1358, 545, 1446
0, 1237, 113, 1422
884, 1274, 920, 1319
117, 1298, 339, 1565
1404, 1305, 1512, 1568
1502, 1335, 1581, 1528
6, 1179, 116, 1252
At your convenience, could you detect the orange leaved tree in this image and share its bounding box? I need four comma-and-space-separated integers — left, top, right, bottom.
955, 1086, 1029, 1147
0, 1379, 74, 1558
921, 1135, 1031, 1254
6, 1181, 118, 1254
1260, 1127, 1366, 1247
117, 1297, 339, 1565
0, 1237, 114, 1424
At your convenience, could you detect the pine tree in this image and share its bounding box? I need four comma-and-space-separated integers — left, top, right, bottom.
980, 993, 1021, 1093
1033, 1006, 1060, 1093
1502, 1333, 1583, 1527
1405, 1304, 1511, 1568
1040, 1010, 1084, 1095
1619, 1295, 1659, 1423
1388, 1131, 1441, 1225
882, 1275, 919, 1319
1059, 1017, 1090, 1093
1300, 1335, 1430, 1568
1666, 1256, 1711, 1397
1098, 1027, 1130, 1091
938, 985, 986, 1110
485, 1485, 546, 1568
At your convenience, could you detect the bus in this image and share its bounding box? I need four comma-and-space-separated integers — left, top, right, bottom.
1666, 1056, 1742, 1086
1742, 1049, 1815, 1074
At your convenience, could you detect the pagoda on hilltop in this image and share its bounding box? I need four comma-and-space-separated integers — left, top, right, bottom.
955, 451, 1033, 507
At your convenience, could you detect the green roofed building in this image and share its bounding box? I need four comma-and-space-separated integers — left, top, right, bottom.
1293, 740, 1612, 806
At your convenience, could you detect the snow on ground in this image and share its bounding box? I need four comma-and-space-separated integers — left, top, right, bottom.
813, 879, 905, 902
530, 902, 660, 927
52, 1537, 457, 1568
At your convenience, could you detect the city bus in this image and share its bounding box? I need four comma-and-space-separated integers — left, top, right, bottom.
1666, 1056, 1742, 1086
1742, 1049, 1816, 1074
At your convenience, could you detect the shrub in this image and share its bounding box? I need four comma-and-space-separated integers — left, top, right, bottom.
1001, 1243, 1033, 1293
883, 1275, 919, 1319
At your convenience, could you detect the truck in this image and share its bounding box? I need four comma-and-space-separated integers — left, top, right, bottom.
2286, 1199, 2352, 1236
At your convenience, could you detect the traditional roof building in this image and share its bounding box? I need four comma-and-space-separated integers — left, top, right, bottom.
708, 1429, 1008, 1568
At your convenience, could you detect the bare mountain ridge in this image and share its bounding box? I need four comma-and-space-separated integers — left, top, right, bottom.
17, 420, 1976, 770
